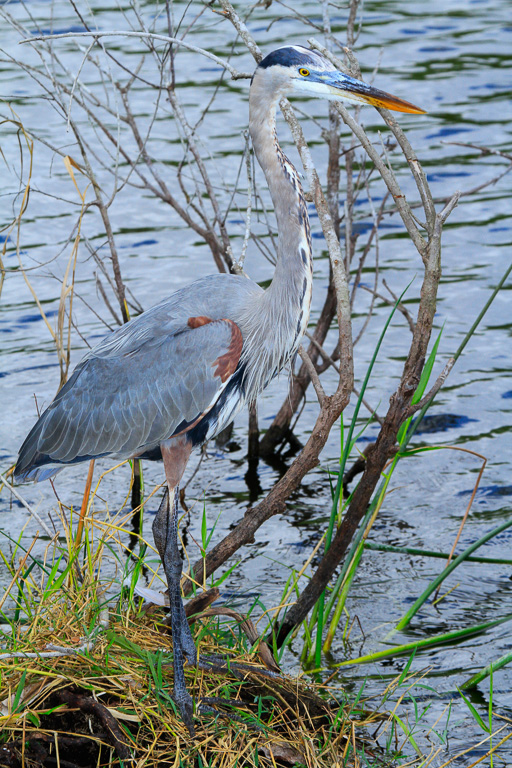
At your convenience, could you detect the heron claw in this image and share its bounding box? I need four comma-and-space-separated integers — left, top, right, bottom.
174, 688, 195, 737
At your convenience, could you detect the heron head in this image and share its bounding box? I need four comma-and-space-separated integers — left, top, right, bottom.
256, 45, 425, 114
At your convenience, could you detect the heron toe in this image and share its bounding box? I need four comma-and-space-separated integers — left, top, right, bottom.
174, 687, 195, 737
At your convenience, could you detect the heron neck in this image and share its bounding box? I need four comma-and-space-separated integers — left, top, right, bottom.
248, 85, 313, 327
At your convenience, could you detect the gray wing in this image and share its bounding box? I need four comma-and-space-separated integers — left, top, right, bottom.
15, 314, 243, 479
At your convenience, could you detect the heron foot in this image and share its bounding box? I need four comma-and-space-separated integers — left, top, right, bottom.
173, 684, 195, 737
197, 696, 263, 731
198, 653, 281, 679
170, 615, 197, 735
169, 692, 259, 736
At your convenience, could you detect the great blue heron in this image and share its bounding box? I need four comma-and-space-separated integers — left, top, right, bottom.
15, 45, 424, 734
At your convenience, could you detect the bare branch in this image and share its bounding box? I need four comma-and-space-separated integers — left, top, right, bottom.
298, 346, 326, 406
335, 102, 427, 258
21, 30, 252, 80
441, 140, 512, 163
218, 0, 263, 61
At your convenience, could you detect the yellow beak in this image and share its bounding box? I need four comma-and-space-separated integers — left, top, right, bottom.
325, 72, 426, 114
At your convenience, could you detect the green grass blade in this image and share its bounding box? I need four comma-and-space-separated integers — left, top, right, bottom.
364, 540, 512, 566
212, 559, 241, 588
314, 592, 325, 668
401, 260, 512, 447
391, 711, 422, 757
452, 261, 512, 366
397, 325, 443, 443
397, 647, 417, 687
457, 686, 489, 732
393, 517, 512, 633
322, 499, 375, 627
326, 612, 512, 669
489, 664, 494, 767
12, 669, 27, 713
201, 502, 208, 552
42, 555, 73, 599
462, 652, 512, 690
13, 561, 38, 623
323, 543, 364, 652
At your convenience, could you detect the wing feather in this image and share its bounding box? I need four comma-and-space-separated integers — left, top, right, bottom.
15, 316, 243, 480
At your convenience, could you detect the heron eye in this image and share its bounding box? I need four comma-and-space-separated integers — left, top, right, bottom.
299, 68, 310, 77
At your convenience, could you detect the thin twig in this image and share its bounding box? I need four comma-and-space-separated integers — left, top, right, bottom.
0, 473, 56, 539
21, 30, 251, 80
236, 131, 253, 273
404, 357, 455, 417
0, 639, 97, 659
433, 447, 487, 599
298, 346, 326, 406
441, 140, 512, 162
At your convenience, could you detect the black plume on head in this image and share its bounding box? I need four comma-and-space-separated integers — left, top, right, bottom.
258, 46, 322, 70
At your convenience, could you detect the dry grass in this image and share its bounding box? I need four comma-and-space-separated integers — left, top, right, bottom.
0, 496, 387, 768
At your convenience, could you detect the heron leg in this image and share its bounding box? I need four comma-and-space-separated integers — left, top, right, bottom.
153, 486, 196, 734
153, 438, 195, 735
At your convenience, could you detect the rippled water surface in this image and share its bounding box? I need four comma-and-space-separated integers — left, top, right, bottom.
1, 1, 511, 763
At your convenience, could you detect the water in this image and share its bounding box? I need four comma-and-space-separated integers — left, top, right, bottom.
0, 1, 511, 763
